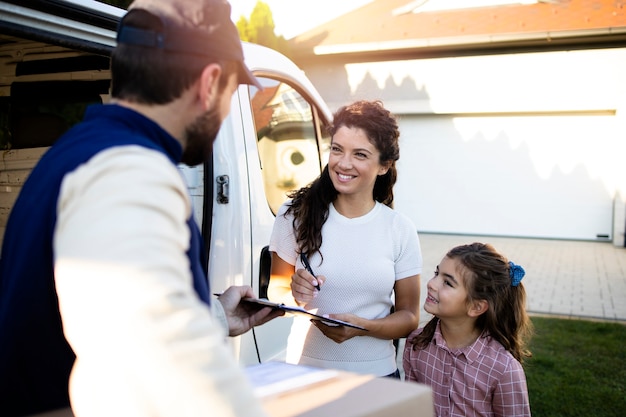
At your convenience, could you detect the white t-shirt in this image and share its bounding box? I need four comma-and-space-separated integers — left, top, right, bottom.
270, 201, 422, 376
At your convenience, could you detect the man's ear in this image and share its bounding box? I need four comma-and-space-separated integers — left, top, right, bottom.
198, 63, 222, 110
468, 299, 489, 317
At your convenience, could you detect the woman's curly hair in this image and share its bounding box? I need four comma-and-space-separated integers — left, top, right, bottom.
284, 100, 400, 258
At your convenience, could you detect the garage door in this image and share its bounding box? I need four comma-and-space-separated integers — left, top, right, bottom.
394, 112, 619, 240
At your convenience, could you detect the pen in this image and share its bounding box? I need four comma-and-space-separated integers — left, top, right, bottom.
300, 253, 321, 291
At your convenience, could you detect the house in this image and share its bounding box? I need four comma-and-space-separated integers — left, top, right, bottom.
289, 0, 626, 245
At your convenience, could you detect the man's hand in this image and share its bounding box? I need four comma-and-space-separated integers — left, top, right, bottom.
217, 286, 284, 336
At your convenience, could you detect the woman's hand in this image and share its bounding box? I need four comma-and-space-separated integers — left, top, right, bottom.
290, 268, 325, 306
310, 313, 367, 343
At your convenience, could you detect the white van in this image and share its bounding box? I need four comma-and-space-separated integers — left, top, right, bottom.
0, 0, 332, 365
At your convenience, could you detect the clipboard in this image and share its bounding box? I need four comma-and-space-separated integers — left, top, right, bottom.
244, 298, 368, 331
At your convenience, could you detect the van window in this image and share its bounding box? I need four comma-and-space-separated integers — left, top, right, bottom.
250, 77, 330, 214
1, 80, 108, 150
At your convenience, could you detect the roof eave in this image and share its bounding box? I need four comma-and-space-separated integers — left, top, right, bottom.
292, 27, 626, 63
318, 27, 626, 54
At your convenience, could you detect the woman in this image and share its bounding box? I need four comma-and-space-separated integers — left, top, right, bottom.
268, 100, 422, 378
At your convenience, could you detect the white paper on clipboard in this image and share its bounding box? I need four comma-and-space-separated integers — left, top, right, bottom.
245, 361, 339, 398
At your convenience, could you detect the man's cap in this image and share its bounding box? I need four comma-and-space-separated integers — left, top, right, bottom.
117, 0, 262, 89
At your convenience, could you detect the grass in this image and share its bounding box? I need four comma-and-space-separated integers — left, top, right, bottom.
525, 316, 626, 417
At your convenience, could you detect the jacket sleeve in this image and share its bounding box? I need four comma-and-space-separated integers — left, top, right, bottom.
54, 146, 267, 417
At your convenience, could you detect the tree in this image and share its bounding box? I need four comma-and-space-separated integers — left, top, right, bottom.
236, 1, 292, 58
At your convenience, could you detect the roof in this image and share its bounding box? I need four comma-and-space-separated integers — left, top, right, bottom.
290, 0, 626, 61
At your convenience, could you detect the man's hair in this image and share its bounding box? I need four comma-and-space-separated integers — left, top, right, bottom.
111, 0, 260, 103
111, 10, 236, 104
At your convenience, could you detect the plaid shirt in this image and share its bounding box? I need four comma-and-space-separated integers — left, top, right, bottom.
403, 322, 531, 417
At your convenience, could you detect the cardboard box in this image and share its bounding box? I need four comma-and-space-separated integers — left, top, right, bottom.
249, 362, 434, 417
30, 364, 434, 417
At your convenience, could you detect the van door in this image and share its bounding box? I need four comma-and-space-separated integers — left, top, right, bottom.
114, 48, 332, 366
241, 74, 330, 362
0, 0, 336, 368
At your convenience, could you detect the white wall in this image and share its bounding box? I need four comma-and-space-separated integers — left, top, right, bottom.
303, 47, 626, 241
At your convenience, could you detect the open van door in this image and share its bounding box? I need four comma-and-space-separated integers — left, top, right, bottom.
205, 44, 333, 364
0, 0, 332, 367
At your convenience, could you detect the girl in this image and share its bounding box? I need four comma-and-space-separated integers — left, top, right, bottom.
269, 100, 422, 378
403, 242, 532, 416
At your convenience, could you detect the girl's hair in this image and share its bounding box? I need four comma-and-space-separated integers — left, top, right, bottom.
284, 100, 400, 257
409, 242, 533, 363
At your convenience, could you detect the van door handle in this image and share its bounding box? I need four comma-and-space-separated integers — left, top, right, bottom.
216, 175, 229, 204
259, 246, 271, 299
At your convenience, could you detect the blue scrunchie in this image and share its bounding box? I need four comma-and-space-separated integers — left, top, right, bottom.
509, 261, 525, 287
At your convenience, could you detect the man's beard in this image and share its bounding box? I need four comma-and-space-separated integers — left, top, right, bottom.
181, 106, 223, 166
